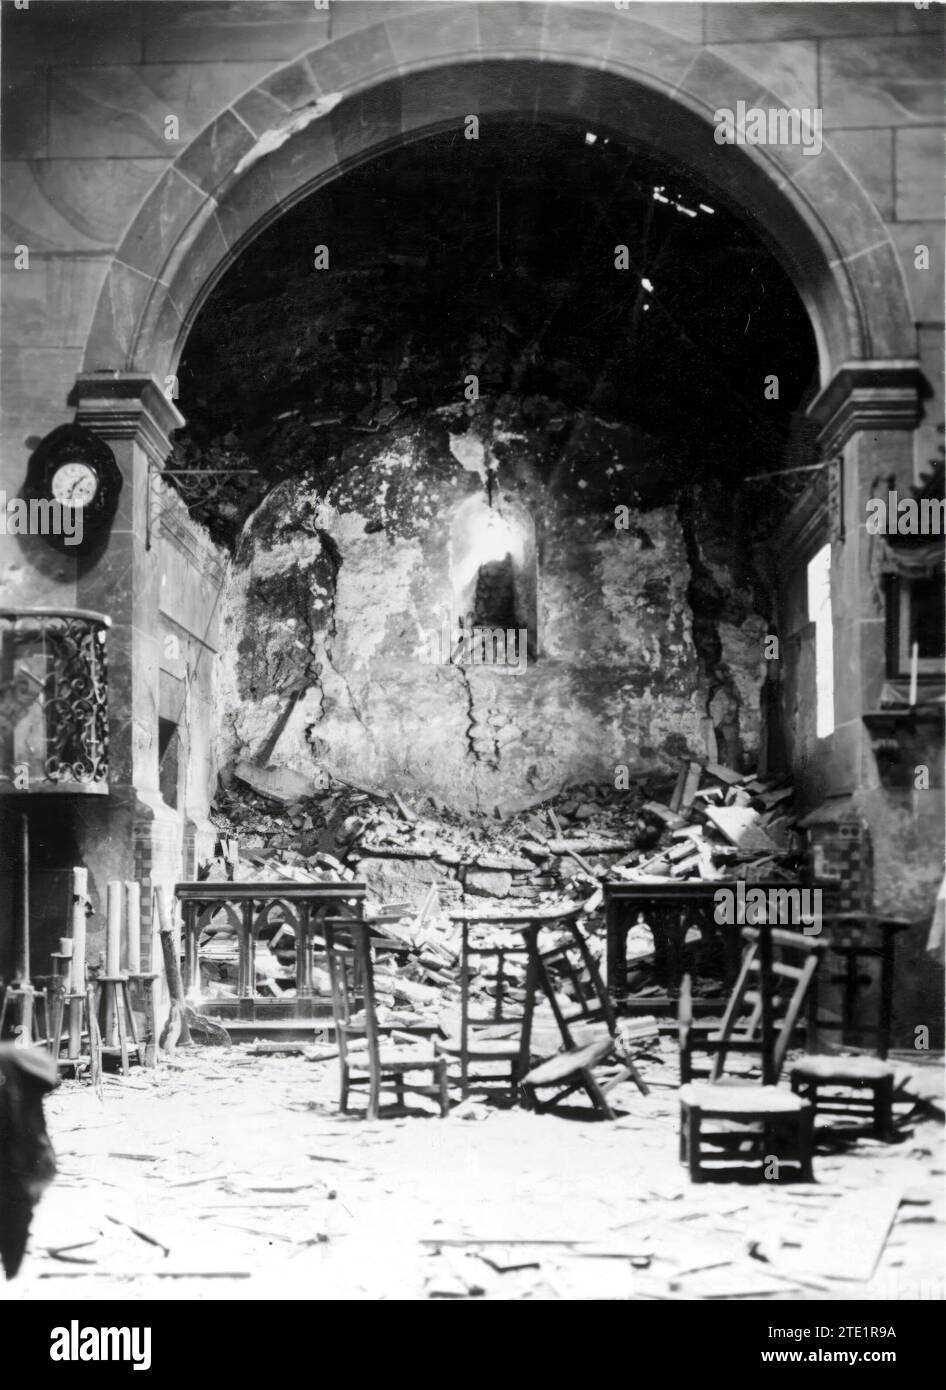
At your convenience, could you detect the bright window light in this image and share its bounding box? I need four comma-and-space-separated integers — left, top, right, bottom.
807, 544, 835, 739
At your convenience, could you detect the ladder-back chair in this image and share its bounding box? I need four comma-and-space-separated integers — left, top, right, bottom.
323, 918, 449, 1119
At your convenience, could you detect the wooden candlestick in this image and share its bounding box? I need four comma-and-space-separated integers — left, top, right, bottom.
125, 880, 141, 974
68, 867, 88, 1059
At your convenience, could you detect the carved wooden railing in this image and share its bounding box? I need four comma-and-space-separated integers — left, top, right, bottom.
0, 608, 110, 793
174, 881, 367, 1004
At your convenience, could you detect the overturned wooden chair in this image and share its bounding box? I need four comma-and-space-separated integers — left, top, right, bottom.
678, 926, 827, 1181
323, 918, 449, 1119
435, 922, 531, 1100
519, 917, 649, 1120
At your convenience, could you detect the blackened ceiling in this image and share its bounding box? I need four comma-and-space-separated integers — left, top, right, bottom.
175, 120, 819, 547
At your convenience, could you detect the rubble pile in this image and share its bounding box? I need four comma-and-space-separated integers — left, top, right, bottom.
198, 760, 806, 1017
209, 758, 805, 903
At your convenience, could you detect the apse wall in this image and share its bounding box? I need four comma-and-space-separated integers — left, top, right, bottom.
216, 401, 772, 814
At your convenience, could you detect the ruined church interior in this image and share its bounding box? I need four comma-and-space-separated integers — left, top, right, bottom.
0, 0, 944, 1318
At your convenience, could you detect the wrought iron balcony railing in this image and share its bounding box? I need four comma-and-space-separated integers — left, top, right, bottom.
0, 608, 110, 794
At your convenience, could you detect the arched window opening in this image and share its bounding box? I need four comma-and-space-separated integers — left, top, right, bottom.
449, 495, 538, 662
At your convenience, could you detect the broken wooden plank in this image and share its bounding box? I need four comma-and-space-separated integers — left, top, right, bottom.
641, 801, 686, 829
522, 838, 632, 857
704, 805, 778, 855
681, 761, 703, 809
669, 765, 688, 814
758, 785, 794, 809
701, 761, 745, 786
392, 792, 418, 822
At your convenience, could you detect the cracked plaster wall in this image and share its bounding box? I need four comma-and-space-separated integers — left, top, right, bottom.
216, 405, 770, 816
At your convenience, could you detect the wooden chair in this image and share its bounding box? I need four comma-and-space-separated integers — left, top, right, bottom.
435, 923, 530, 1099
679, 927, 827, 1085
323, 918, 449, 1119
520, 918, 649, 1119
789, 1054, 897, 1141
679, 1084, 815, 1183
677, 927, 826, 1181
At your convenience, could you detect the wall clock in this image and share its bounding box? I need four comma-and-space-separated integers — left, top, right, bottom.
23, 424, 122, 551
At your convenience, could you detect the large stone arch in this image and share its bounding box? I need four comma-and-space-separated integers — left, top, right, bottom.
82, 4, 915, 390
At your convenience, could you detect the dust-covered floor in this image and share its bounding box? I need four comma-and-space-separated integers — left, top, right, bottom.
6, 1047, 944, 1302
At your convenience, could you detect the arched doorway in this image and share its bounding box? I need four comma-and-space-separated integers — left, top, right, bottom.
83, 42, 914, 386
65, 16, 927, 929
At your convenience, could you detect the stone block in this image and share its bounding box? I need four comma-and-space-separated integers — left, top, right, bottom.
0, 347, 82, 453
670, 49, 771, 120
132, 284, 184, 384
48, 62, 275, 158
1, 254, 110, 350
82, 260, 155, 370
889, 221, 945, 324
464, 867, 512, 897
820, 38, 944, 127
176, 109, 256, 196
629, 3, 703, 43
386, 2, 481, 67
307, 25, 400, 95
786, 146, 890, 260
895, 127, 945, 220
262, 58, 323, 109
164, 213, 231, 333
1, 158, 170, 256
706, 3, 897, 43
828, 128, 894, 221
2, 69, 47, 158
330, 3, 429, 41
606, 14, 699, 89
119, 168, 208, 277
357, 853, 450, 908
539, 0, 617, 61
706, 41, 818, 111
5, 4, 144, 66
215, 160, 282, 252
141, 1, 329, 63
478, 1, 549, 55
233, 86, 292, 139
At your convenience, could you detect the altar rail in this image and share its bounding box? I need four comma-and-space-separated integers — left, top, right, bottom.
174, 881, 367, 1005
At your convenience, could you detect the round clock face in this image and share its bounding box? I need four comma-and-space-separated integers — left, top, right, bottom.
51, 460, 98, 508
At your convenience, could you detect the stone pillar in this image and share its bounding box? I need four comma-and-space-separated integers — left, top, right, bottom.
807, 361, 924, 793
68, 374, 186, 953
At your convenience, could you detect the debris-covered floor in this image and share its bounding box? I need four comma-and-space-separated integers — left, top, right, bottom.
8, 1047, 944, 1302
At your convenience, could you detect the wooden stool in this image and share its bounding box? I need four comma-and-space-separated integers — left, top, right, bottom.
679, 1083, 815, 1183
94, 975, 141, 1075
50, 985, 103, 1085
790, 1054, 897, 1140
